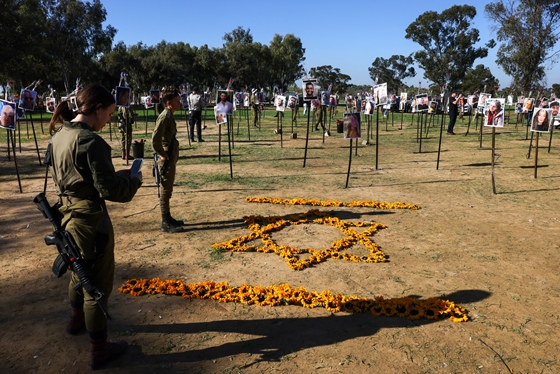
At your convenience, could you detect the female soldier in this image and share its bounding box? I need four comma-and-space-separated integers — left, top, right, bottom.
49, 83, 142, 369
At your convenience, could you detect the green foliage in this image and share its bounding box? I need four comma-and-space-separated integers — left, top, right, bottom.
462, 64, 499, 95
485, 0, 560, 92
405, 5, 493, 91
310, 65, 351, 93
368, 55, 416, 93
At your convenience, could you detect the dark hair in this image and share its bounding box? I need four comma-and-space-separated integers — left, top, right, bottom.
49, 83, 115, 135
162, 90, 179, 106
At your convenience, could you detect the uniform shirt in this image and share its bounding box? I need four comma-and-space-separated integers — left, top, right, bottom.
51, 121, 141, 201
152, 108, 179, 157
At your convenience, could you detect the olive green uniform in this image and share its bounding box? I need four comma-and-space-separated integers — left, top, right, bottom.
117, 107, 134, 153
51, 121, 142, 333
152, 108, 179, 216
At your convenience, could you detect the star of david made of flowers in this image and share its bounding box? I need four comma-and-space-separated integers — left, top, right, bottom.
213, 209, 388, 270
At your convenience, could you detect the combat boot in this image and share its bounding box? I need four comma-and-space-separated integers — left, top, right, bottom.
161, 214, 185, 233
66, 304, 85, 335
88, 329, 128, 370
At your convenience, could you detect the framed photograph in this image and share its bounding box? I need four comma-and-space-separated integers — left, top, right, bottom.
180, 93, 189, 110
215, 112, 227, 125
364, 100, 375, 115
329, 95, 336, 107
215, 90, 234, 115
467, 95, 477, 106
524, 98, 535, 112
287, 95, 298, 109
19, 89, 37, 111
530, 108, 552, 132
483, 99, 505, 128
517, 96, 525, 103
150, 90, 160, 104
142, 96, 153, 109
373, 83, 388, 104
234, 92, 244, 107
311, 99, 320, 111
45, 97, 56, 113
515, 102, 524, 113
275, 95, 286, 112
302, 79, 318, 101
400, 92, 408, 102
321, 92, 330, 106
415, 94, 428, 112
69, 96, 78, 112
477, 93, 491, 113
428, 100, 437, 114
115, 86, 131, 108
243, 92, 250, 107
343, 112, 361, 139
0, 100, 16, 130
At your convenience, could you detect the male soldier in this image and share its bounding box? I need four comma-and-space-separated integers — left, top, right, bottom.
117, 106, 136, 160
152, 90, 185, 233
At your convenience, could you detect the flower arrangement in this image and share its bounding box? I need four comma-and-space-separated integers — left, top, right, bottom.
213, 209, 388, 270
245, 197, 421, 210
119, 279, 468, 322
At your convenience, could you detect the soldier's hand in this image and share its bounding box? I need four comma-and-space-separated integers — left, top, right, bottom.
116, 169, 131, 177
134, 171, 143, 182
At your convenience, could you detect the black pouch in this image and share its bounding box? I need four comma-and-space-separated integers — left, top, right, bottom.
52, 252, 71, 278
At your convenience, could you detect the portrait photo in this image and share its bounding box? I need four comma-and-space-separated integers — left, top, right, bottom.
484, 99, 505, 128
321, 92, 330, 106
329, 95, 336, 107
373, 83, 388, 105
215, 90, 234, 115
517, 96, 525, 104
215, 112, 227, 125
150, 90, 160, 104
276, 95, 286, 112
477, 94, 491, 113
302, 79, 318, 101
400, 92, 408, 102
524, 98, 535, 112
428, 100, 437, 114
115, 86, 131, 108
69, 96, 78, 112
46, 97, 56, 113
530, 108, 552, 133
364, 100, 375, 115
243, 92, 250, 107
180, 93, 189, 110
234, 92, 244, 107
142, 96, 153, 109
344, 113, 361, 139
415, 94, 428, 112
287, 95, 297, 109
0, 100, 16, 130
19, 89, 37, 111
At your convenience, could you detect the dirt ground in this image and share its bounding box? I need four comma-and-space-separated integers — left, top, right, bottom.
1, 111, 560, 373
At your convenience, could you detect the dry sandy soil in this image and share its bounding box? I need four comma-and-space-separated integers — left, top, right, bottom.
1, 110, 559, 373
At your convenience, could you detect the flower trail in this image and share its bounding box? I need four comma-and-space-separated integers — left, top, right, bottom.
119, 279, 468, 322
245, 197, 421, 210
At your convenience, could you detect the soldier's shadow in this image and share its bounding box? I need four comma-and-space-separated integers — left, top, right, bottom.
118, 289, 489, 368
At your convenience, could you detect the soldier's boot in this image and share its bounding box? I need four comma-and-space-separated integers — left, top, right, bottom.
88, 329, 128, 370
66, 304, 85, 335
168, 212, 184, 226
161, 214, 185, 233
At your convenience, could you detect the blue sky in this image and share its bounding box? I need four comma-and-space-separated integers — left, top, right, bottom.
101, 0, 559, 90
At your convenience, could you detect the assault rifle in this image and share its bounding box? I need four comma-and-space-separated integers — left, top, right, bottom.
153, 152, 160, 198
34, 192, 111, 320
